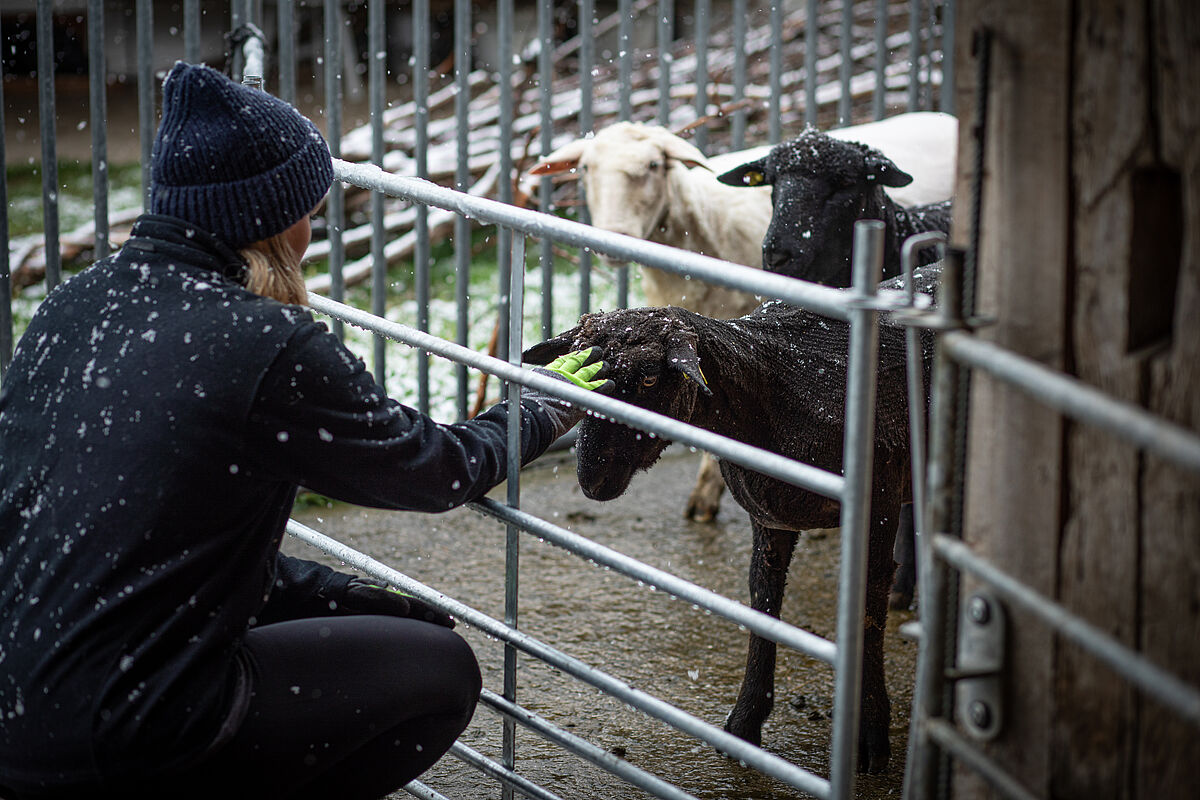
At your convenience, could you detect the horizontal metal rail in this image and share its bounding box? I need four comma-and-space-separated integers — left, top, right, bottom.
474, 497, 839, 664
479, 689, 700, 800
932, 533, 1200, 729
332, 159, 855, 322
309, 292, 847, 502
923, 719, 1039, 800
286, 519, 834, 798
403, 780, 455, 800
448, 741, 564, 800
942, 331, 1200, 473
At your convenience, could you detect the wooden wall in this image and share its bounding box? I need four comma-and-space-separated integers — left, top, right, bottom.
946, 1, 1199, 798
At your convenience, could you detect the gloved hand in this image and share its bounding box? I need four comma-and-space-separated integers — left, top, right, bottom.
341, 578, 456, 628
525, 347, 616, 439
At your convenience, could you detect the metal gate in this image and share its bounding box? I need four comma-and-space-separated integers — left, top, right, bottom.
1, 2, 955, 798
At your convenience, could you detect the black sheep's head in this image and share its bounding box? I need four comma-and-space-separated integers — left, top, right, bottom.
523, 307, 712, 502
716, 127, 913, 288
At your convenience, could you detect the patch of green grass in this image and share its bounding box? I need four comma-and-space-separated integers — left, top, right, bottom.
6, 159, 143, 239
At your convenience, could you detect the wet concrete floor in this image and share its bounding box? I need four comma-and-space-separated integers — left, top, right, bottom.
286, 445, 918, 800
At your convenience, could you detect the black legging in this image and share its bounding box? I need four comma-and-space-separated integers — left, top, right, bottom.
200, 614, 483, 799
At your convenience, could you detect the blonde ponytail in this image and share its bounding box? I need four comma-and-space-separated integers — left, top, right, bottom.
240, 232, 308, 306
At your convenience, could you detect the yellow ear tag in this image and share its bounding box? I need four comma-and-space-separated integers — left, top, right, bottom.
744, 170, 765, 187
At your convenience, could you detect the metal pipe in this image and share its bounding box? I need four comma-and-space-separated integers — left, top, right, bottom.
693, 0, 709, 152
414, 0, 432, 414
89, 0, 110, 262
769, 0, 782, 142
537, 0, 554, 341
828, 220, 885, 799
658, 0, 673, 126
618, 0, 633, 121
804, 0, 818, 127
731, 0, 747, 147
309, 291, 848, 500
277, 0, 296, 105
324, 0, 345, 341
578, 0, 595, 315
924, 719, 1041, 800
837, 0, 853, 125
369, 0, 388, 388
332, 159, 856, 321
873, 0, 888, 120
940, 0, 956, 115
37, 0, 61, 290
943, 333, 1200, 474
908, 0, 924, 111
402, 779, 455, 800
497, 0, 514, 360
286, 519, 834, 798
503, 232, 526, 800
448, 742, 563, 800
184, 0, 200, 63
455, 0, 472, 420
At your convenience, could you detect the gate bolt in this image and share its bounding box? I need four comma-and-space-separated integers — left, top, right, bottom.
968, 699, 992, 729
968, 595, 991, 624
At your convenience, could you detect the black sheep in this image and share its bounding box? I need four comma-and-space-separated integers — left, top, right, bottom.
523, 266, 939, 774
717, 127, 954, 609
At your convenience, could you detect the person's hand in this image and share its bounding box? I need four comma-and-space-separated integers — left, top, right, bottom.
525, 347, 615, 439
342, 578, 455, 628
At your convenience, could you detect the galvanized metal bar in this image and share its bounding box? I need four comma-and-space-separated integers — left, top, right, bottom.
873, 0, 887, 120
88, 0, 110, 262
924, 719, 1041, 800
0, 12, 10, 379
480, 689, 701, 800
692, 0, 709, 152
414, 0, 432, 414
769, 0, 783, 142
324, 0, 346, 341
503, 232, 526, 800
905, 247, 967, 800
933, 534, 1200, 730
184, 0, 200, 63
731, 0, 748, 147
804, 0, 818, 127
277, 0, 296, 105
657, 0, 673, 126
943, 332, 1200, 473
333, 159, 855, 321
230, 1, 245, 84
538, 0, 555, 341
940, 0, 956, 114
476, 498, 839, 664
369, 0, 388, 388
908, 0, 924, 111
308, 290, 847, 499
497, 0, 515, 361
828, 220, 885, 799
618, 0, 633, 121
240, 4, 266, 87
455, 0, 472, 420
449, 742, 565, 800
837, 0, 854, 125
578, 0, 595, 315
37, 0, 61, 291
402, 779, 455, 800
285, 519, 833, 798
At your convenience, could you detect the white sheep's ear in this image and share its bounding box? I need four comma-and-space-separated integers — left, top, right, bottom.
643, 128, 710, 170
864, 150, 914, 188
530, 139, 591, 177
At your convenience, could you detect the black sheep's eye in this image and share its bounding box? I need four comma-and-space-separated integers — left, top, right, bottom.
641, 375, 658, 388
744, 170, 765, 186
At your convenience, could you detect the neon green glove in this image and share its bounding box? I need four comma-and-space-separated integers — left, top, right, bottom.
526, 347, 615, 438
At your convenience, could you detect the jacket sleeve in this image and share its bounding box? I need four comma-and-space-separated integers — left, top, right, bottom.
243, 320, 558, 511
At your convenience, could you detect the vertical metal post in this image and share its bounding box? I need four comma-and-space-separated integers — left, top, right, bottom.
369, 0, 388, 388
731, 0, 747, 148
829, 220, 885, 799
37, 0, 61, 291
278, 0, 296, 105
455, 0, 472, 420
908, 0, 924, 111
325, 0, 346, 341
905, 247, 967, 800
414, 0, 432, 415
135, 0, 153, 213
89, 0, 110, 262
618, 0, 632, 121
0, 13, 10, 379
497, 0, 514, 363
693, 0, 710, 152
231, 1, 245, 86
184, 0, 200, 63
537, 0, 554, 340
804, 0, 818, 127
503, 231, 527, 800
657, 0, 673, 126
873, 0, 888, 120
940, 0, 956, 115
838, 0, 854, 125
579, 0, 595, 316
768, 0, 782, 143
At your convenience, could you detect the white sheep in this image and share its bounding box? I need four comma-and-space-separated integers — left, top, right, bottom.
528, 112, 957, 521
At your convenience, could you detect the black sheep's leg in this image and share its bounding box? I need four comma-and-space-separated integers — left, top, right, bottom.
858, 493, 900, 774
888, 502, 916, 610
725, 521, 796, 746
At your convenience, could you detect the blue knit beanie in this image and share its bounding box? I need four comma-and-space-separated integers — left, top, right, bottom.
150, 62, 334, 248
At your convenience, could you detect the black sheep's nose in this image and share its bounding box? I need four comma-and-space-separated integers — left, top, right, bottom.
762, 244, 792, 271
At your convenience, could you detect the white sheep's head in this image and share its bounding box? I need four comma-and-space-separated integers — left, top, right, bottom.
530, 123, 710, 256
523, 306, 712, 501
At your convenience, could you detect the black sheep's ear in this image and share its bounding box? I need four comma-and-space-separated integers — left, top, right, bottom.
864, 151, 914, 188
666, 342, 712, 396
716, 159, 770, 188
523, 328, 579, 365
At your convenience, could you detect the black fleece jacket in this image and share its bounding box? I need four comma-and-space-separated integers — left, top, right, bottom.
0, 215, 556, 787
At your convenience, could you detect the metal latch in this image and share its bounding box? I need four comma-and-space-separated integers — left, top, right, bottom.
950, 590, 1006, 740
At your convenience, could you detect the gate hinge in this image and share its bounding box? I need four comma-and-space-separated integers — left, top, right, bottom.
952, 590, 1006, 741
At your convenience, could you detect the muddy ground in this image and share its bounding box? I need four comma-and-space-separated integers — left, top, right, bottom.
286, 445, 918, 800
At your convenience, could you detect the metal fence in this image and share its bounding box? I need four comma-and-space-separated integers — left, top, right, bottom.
1, 1, 955, 798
